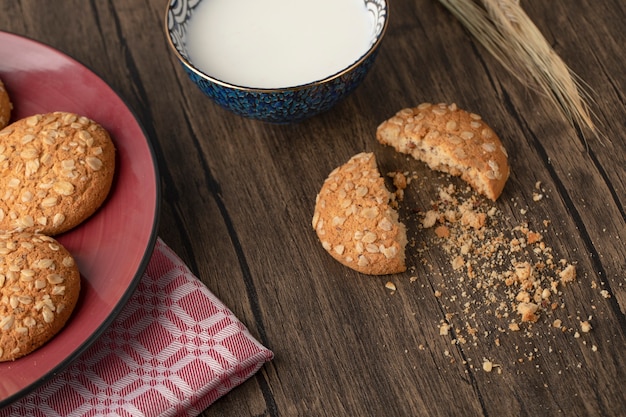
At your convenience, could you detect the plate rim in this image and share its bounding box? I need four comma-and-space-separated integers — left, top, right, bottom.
0, 30, 162, 408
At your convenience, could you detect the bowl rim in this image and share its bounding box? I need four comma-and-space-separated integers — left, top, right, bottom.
164, 0, 389, 93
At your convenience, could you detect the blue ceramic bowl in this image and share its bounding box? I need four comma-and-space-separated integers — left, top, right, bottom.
165, 0, 388, 124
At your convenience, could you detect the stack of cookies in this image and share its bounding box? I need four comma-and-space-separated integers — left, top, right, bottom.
0, 78, 116, 361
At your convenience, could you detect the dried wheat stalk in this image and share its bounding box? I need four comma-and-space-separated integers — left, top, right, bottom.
437, 0, 597, 136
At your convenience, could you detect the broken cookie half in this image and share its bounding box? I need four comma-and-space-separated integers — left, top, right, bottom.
376, 102, 510, 201
312, 152, 407, 275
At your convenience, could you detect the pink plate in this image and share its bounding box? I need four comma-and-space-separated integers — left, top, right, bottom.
0, 32, 160, 406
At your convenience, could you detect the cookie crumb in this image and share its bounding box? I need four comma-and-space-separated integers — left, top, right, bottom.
422, 210, 439, 228
435, 225, 450, 238
482, 359, 497, 372
559, 264, 576, 284
451, 256, 465, 270
580, 320, 592, 333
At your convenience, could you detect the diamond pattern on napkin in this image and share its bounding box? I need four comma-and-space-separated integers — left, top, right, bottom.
3, 238, 273, 417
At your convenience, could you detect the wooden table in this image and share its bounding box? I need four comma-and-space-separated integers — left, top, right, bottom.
2, 1, 625, 415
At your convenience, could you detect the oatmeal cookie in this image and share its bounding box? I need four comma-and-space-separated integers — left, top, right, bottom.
312, 152, 407, 275
376, 103, 510, 201
0, 78, 12, 129
0, 232, 80, 361
0, 112, 116, 235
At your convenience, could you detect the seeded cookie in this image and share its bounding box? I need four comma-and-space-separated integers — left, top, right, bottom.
312, 152, 407, 275
0, 78, 12, 129
0, 112, 116, 235
0, 232, 80, 361
376, 103, 510, 201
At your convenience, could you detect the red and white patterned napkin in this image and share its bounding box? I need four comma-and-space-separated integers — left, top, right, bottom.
2, 238, 273, 417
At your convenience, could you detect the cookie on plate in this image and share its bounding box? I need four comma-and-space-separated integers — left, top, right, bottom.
0, 232, 80, 361
0, 112, 116, 235
376, 103, 510, 201
312, 152, 407, 275
0, 78, 12, 129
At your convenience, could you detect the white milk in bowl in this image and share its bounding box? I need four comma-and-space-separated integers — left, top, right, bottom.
185, 0, 375, 89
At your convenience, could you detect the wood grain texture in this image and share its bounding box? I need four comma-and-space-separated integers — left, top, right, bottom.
2, 0, 625, 416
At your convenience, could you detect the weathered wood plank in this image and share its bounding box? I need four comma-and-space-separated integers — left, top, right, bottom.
1, 0, 624, 416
